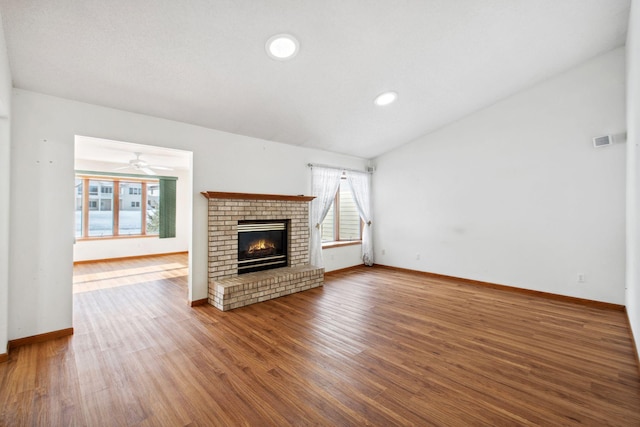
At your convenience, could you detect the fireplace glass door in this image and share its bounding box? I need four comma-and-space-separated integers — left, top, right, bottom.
237, 220, 288, 274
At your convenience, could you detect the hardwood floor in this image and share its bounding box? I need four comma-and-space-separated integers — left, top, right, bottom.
1, 254, 639, 425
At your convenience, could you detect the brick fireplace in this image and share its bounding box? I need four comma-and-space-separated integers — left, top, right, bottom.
202, 191, 324, 311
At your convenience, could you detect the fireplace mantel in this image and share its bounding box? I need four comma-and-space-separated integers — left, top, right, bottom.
201, 191, 315, 202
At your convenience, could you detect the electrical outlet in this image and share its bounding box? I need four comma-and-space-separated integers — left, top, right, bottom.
381, 249, 386, 255
577, 273, 585, 283
416, 253, 420, 261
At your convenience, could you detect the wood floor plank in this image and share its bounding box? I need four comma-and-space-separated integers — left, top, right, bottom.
1, 253, 639, 425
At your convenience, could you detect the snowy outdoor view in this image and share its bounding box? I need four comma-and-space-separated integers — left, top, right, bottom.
74, 210, 158, 237
75, 177, 159, 238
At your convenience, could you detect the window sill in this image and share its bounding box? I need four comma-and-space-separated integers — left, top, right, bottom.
76, 234, 159, 242
322, 240, 362, 249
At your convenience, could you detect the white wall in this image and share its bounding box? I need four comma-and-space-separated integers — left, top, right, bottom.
373, 47, 627, 304
626, 0, 640, 356
0, 12, 12, 355
8, 89, 366, 340
323, 244, 363, 272
72, 159, 191, 262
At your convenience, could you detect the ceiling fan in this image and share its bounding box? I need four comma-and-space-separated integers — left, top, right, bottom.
115, 152, 173, 176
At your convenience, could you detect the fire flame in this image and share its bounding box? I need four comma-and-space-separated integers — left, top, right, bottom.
247, 239, 276, 254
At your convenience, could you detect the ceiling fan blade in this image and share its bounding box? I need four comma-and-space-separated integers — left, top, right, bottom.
115, 153, 172, 175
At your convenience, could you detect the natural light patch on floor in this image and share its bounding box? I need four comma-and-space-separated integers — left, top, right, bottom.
73, 262, 188, 293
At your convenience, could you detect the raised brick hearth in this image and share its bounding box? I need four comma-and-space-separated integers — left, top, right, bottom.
202, 192, 323, 310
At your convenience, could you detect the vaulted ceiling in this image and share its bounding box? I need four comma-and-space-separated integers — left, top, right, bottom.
0, 1, 631, 159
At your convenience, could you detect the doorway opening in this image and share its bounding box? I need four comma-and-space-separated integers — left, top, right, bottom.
73, 135, 193, 299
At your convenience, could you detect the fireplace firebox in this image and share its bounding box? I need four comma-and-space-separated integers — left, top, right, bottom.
237, 220, 288, 274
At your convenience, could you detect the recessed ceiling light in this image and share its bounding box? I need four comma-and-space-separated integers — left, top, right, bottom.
266, 34, 299, 61
374, 91, 398, 106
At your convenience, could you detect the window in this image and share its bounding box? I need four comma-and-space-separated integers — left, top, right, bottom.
75, 174, 162, 238
75, 178, 83, 237
119, 181, 142, 235
87, 179, 114, 236
147, 184, 160, 234
321, 178, 362, 244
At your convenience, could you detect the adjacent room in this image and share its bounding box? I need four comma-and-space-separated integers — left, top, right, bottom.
1, 1, 640, 424
73, 136, 192, 263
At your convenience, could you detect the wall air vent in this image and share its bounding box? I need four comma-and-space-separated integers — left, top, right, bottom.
593, 135, 613, 148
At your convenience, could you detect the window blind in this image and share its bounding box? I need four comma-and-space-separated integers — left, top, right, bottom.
159, 178, 177, 238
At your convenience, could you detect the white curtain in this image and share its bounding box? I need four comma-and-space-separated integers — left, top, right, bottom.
309, 167, 342, 268
347, 171, 374, 266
